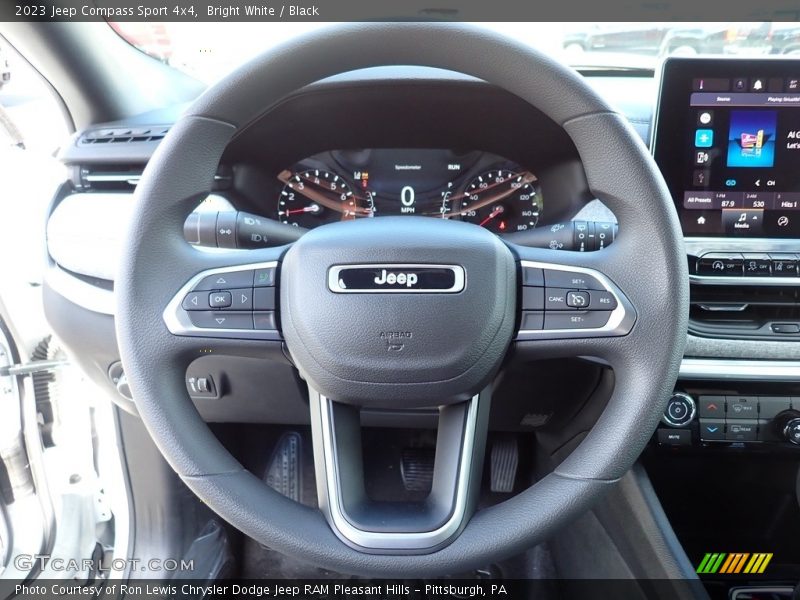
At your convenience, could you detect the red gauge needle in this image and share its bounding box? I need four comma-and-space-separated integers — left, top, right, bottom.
479, 205, 505, 227
284, 204, 320, 216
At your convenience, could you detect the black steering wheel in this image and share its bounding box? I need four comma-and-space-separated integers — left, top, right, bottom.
116, 23, 688, 576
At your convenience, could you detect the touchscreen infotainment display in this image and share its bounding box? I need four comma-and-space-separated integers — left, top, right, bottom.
653, 58, 800, 238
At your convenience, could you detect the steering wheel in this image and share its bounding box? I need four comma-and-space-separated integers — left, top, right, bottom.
116, 23, 688, 576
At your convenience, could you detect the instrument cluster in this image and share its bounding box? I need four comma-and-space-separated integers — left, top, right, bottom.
274, 149, 543, 234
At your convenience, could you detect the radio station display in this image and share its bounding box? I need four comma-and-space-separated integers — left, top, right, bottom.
654, 59, 800, 237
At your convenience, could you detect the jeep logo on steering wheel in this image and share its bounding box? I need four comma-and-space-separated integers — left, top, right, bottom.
328, 264, 465, 293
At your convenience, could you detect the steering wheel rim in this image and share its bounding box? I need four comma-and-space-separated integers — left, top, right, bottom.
116, 22, 688, 576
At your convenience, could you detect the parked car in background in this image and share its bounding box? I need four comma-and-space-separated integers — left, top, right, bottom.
563, 22, 773, 57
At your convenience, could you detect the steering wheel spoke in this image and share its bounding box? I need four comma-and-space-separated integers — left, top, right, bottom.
309, 385, 490, 552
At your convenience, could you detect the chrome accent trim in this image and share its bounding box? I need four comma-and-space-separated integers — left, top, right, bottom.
163, 261, 281, 341
679, 358, 800, 381
516, 260, 636, 339
311, 392, 479, 551
661, 392, 696, 427
327, 264, 465, 294
730, 588, 793, 600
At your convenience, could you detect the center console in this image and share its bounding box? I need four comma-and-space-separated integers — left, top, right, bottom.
651, 58, 800, 594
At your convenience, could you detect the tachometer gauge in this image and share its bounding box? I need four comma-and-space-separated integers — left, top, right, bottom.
458, 170, 542, 233
277, 169, 367, 227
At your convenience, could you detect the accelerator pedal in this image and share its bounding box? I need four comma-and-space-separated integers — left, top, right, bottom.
490, 437, 519, 493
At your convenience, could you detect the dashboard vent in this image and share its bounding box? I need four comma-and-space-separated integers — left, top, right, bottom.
74, 163, 233, 192
78, 125, 171, 145
690, 283, 800, 340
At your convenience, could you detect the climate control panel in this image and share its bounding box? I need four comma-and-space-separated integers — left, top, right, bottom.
657, 390, 800, 449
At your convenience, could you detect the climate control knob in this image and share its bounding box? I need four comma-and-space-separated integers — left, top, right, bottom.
775, 410, 800, 445
662, 392, 696, 427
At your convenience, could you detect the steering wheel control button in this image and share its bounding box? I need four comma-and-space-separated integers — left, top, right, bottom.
726, 420, 758, 442
545, 288, 570, 310
194, 269, 254, 291
544, 310, 611, 330
566, 291, 590, 308
521, 287, 544, 310
253, 311, 278, 330
209, 291, 233, 308
699, 419, 726, 441
696, 253, 743, 276
698, 395, 724, 418
521, 266, 544, 286
543, 268, 604, 291
657, 428, 691, 446
661, 393, 696, 427
254, 288, 276, 310
520, 311, 544, 330
587, 291, 617, 310
254, 267, 276, 287
188, 311, 253, 330
227, 288, 253, 310
182, 292, 207, 311
726, 395, 758, 419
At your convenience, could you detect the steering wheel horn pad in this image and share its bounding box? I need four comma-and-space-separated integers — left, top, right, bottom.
116, 23, 688, 576
281, 217, 516, 407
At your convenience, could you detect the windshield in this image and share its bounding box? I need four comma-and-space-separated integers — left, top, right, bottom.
110, 21, 783, 83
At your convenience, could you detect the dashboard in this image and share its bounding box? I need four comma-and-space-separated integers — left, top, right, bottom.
274, 149, 542, 234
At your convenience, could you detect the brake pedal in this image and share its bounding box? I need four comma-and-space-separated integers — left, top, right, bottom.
490, 437, 519, 493
265, 432, 303, 502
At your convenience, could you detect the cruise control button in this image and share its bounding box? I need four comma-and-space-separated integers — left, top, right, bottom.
209, 291, 232, 308
545, 288, 570, 310
254, 267, 276, 287
726, 420, 758, 441
182, 292, 207, 311
520, 311, 544, 331
698, 395, 724, 418
587, 291, 617, 310
544, 310, 611, 330
228, 288, 253, 310
726, 395, 758, 419
254, 287, 276, 311
696, 253, 743, 276
699, 419, 725, 441
543, 269, 604, 290
253, 311, 278, 330
194, 270, 254, 291
566, 291, 590, 308
188, 311, 253, 330
521, 266, 544, 287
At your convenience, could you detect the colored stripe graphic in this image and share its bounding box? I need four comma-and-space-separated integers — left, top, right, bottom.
697, 553, 773, 574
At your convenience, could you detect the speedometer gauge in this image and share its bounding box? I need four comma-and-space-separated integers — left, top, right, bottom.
459, 170, 542, 233
277, 169, 365, 227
